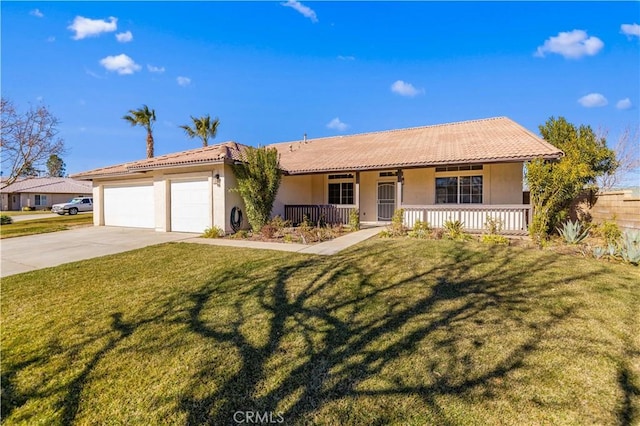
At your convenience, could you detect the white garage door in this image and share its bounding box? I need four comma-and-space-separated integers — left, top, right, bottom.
104, 184, 155, 229
170, 179, 210, 233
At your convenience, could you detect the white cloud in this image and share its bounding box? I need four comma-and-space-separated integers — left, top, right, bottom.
616, 98, 633, 110
99, 54, 141, 75
578, 93, 608, 108
68, 16, 117, 40
115, 31, 133, 43
30, 9, 44, 18
177, 76, 191, 87
147, 64, 165, 73
327, 117, 349, 132
281, 0, 318, 23
337, 55, 355, 61
391, 80, 424, 97
535, 29, 604, 59
621, 23, 640, 38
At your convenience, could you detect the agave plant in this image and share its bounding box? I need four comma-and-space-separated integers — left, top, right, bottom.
619, 230, 640, 265
592, 246, 606, 259
557, 220, 590, 244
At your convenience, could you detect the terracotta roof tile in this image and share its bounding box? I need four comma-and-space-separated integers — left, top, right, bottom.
72, 117, 563, 179
72, 141, 247, 179
270, 117, 563, 174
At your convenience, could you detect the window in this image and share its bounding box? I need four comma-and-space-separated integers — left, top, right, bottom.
35, 195, 48, 206
435, 164, 483, 172
328, 182, 354, 205
435, 175, 483, 204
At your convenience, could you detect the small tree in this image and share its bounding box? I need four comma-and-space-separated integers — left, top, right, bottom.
597, 125, 640, 190
1, 98, 65, 187
179, 114, 220, 147
526, 116, 617, 243
46, 154, 66, 177
231, 147, 282, 231
122, 105, 156, 158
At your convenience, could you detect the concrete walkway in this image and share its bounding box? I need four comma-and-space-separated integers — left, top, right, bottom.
188, 226, 382, 256
1, 226, 382, 278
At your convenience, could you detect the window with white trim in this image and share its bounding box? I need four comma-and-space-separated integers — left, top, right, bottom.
328, 174, 354, 205
35, 194, 48, 206
435, 165, 483, 204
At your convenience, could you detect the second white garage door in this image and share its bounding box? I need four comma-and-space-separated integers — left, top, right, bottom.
170, 179, 211, 233
104, 184, 155, 229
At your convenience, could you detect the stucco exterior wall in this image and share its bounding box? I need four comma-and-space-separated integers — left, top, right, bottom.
222, 164, 249, 232
273, 175, 314, 218
486, 162, 523, 204
403, 168, 434, 205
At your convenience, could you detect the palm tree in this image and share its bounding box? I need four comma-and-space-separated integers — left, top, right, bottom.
122, 105, 156, 158
179, 114, 220, 147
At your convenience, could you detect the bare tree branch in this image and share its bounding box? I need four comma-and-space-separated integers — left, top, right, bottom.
1, 98, 65, 188
597, 125, 640, 191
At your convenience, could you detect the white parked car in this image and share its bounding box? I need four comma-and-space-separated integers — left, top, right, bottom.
52, 197, 93, 215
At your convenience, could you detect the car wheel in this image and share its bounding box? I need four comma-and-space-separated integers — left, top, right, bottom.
57, 212, 65, 215
69, 208, 78, 215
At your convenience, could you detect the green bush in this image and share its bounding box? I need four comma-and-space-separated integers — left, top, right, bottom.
202, 226, 225, 238
407, 220, 432, 239
382, 208, 406, 237
1, 215, 13, 225
349, 209, 360, 231
482, 234, 510, 245
443, 219, 469, 241
269, 215, 290, 231
601, 220, 621, 247
484, 216, 503, 235
230, 230, 249, 239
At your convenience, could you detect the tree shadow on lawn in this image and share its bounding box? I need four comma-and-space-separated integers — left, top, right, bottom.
2, 242, 636, 424
176, 242, 626, 425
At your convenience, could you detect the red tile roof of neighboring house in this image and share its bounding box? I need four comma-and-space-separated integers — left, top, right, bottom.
0, 177, 92, 194
72, 117, 563, 179
272, 117, 563, 174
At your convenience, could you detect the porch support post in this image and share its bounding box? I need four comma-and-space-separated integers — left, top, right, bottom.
355, 171, 360, 211
396, 169, 403, 210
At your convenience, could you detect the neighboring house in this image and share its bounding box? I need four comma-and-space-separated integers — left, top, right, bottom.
71, 117, 563, 234
0, 177, 93, 211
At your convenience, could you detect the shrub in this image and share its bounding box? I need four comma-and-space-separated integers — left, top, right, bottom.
383, 208, 406, 237
270, 215, 290, 231
484, 216, 503, 235
600, 220, 622, 247
349, 209, 360, 231
482, 234, 510, 245
230, 230, 249, 239
202, 226, 225, 238
443, 219, 469, 241
1, 215, 13, 225
557, 220, 590, 244
592, 246, 606, 259
407, 220, 432, 239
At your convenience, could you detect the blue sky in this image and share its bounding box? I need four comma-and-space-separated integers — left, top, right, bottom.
2, 1, 639, 178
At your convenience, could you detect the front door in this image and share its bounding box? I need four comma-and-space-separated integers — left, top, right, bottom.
377, 182, 395, 221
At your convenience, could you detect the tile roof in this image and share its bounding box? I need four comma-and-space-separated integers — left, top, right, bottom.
72, 141, 247, 179
72, 117, 563, 179
0, 177, 92, 194
271, 117, 563, 174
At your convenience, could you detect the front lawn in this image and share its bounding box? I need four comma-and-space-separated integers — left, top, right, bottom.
0, 214, 93, 239
1, 239, 638, 425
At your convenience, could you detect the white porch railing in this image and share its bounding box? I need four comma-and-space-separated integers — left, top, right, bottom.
285, 204, 355, 226
402, 204, 532, 235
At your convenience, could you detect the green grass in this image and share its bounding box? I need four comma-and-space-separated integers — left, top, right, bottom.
2, 238, 639, 425
0, 214, 93, 239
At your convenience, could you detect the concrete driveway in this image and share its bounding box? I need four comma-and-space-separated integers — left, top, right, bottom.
1, 227, 197, 278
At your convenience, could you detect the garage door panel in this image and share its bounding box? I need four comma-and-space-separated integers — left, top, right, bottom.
104, 185, 154, 229
171, 180, 210, 233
